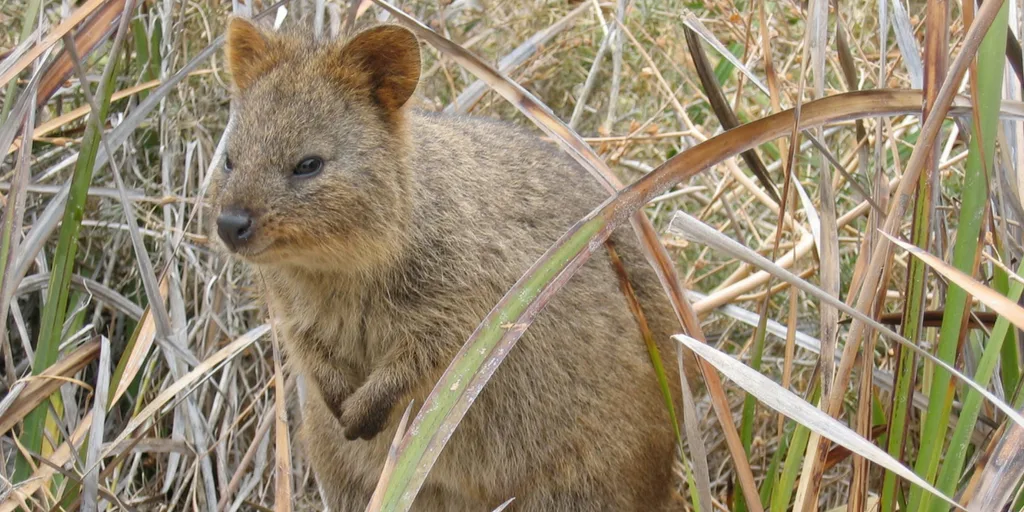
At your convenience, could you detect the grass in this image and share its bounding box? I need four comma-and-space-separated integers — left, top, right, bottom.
2, 0, 1024, 510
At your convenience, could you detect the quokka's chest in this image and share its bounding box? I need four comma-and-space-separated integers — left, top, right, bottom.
275, 289, 401, 368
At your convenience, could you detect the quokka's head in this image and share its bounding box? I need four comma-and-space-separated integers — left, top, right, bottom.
211, 17, 420, 272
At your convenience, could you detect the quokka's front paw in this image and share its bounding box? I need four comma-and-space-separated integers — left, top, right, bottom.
338, 386, 392, 441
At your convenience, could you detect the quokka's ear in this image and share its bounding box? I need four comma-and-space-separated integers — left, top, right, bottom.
225, 17, 282, 91
339, 25, 421, 111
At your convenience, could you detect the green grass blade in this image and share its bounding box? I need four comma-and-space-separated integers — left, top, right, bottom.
681, 454, 701, 512
607, 243, 682, 446
12, 35, 123, 485
908, 2, 1007, 508
149, 21, 162, 79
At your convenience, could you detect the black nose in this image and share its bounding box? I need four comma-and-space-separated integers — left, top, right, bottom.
217, 209, 255, 250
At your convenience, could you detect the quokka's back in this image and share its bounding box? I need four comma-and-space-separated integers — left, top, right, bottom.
211, 16, 692, 511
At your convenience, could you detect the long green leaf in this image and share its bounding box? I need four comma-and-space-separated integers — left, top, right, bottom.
13, 29, 124, 484
738, 307, 769, 512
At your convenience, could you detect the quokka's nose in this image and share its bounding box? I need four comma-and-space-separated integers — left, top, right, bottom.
216, 209, 255, 250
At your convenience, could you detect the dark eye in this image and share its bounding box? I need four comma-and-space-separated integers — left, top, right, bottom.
223, 155, 233, 173
294, 156, 324, 177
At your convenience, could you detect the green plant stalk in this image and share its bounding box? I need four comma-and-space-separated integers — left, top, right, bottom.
0, 0, 41, 122
771, 385, 819, 510
150, 21, 163, 79
908, 2, 1006, 508
12, 54, 121, 484
1000, 354, 1021, 407
609, 238, 682, 448
40, 292, 88, 488
735, 311, 771, 512
130, 18, 163, 102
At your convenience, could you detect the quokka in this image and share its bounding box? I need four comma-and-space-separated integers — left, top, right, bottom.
211, 16, 694, 511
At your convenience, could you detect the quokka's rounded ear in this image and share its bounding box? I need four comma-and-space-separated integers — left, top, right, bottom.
339, 24, 421, 111
225, 16, 283, 91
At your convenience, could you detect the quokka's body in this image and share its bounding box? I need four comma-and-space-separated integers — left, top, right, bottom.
212, 17, 690, 511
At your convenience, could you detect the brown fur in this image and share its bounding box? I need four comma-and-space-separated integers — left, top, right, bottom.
213, 17, 692, 511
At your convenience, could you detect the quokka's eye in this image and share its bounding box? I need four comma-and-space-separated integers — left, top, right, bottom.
294, 156, 324, 177
224, 156, 233, 173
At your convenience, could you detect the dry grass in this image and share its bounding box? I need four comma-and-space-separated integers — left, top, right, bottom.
1, 0, 1021, 510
